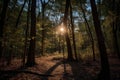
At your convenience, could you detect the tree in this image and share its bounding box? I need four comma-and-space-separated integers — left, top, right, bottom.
111, 0, 120, 58
103, 0, 120, 59
79, 0, 95, 61
40, 0, 50, 55
26, 0, 36, 66
63, 0, 74, 61
90, 0, 110, 80
23, 0, 30, 65
0, 0, 10, 59
69, 1, 78, 61
15, 0, 27, 28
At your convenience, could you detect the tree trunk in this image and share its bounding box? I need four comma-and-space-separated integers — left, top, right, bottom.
23, 0, 30, 65
113, 29, 120, 58
80, 1, 95, 61
112, 0, 120, 58
70, 2, 78, 61
116, 1, 120, 58
41, 4, 45, 55
0, 0, 10, 59
15, 0, 27, 28
63, 0, 74, 61
58, 34, 61, 53
90, 0, 110, 80
26, 0, 36, 66
7, 45, 13, 65
40, 0, 50, 55
97, 0, 101, 22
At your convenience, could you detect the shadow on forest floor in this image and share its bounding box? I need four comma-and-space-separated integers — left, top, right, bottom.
0, 66, 27, 80
0, 55, 120, 80
0, 65, 53, 80
40, 58, 99, 80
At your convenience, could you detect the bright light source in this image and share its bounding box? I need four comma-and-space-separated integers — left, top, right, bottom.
56, 23, 66, 35
60, 27, 64, 32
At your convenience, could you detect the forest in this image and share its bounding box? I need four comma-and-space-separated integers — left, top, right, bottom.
0, 0, 120, 80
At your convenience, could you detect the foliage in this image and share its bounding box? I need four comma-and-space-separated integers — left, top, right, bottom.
0, 0, 119, 60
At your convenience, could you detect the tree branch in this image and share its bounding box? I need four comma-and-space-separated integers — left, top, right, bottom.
15, 0, 27, 28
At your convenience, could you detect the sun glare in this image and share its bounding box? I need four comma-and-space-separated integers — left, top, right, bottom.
60, 27, 64, 32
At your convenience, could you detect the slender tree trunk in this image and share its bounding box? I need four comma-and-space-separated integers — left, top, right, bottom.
113, 29, 120, 58
23, 0, 30, 65
7, 45, 13, 65
97, 0, 101, 22
70, 2, 78, 61
80, 1, 95, 61
26, 0, 36, 66
58, 34, 61, 53
40, 0, 50, 55
15, 0, 27, 28
90, 0, 110, 80
116, 1, 120, 58
41, 4, 45, 55
112, 0, 120, 58
0, 0, 10, 59
63, 0, 74, 61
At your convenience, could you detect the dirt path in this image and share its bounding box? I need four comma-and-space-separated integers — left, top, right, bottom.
0, 54, 120, 80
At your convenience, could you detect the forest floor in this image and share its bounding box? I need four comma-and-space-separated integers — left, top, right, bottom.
0, 53, 120, 80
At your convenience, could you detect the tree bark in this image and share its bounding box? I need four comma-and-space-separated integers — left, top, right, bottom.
15, 0, 27, 28
63, 0, 74, 61
112, 0, 120, 58
40, 0, 50, 55
23, 0, 30, 65
70, 2, 78, 61
7, 45, 13, 65
80, 1, 95, 61
26, 0, 36, 66
90, 0, 110, 80
41, 3, 45, 55
0, 0, 10, 59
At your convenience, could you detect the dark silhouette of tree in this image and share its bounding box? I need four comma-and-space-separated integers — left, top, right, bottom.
63, 0, 74, 61
69, 1, 78, 61
90, 0, 110, 80
40, 0, 50, 55
111, 0, 120, 59
23, 0, 31, 65
0, 0, 10, 59
80, 0, 95, 61
26, 0, 36, 66
15, 0, 27, 28
103, 0, 120, 59
6, 45, 13, 65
